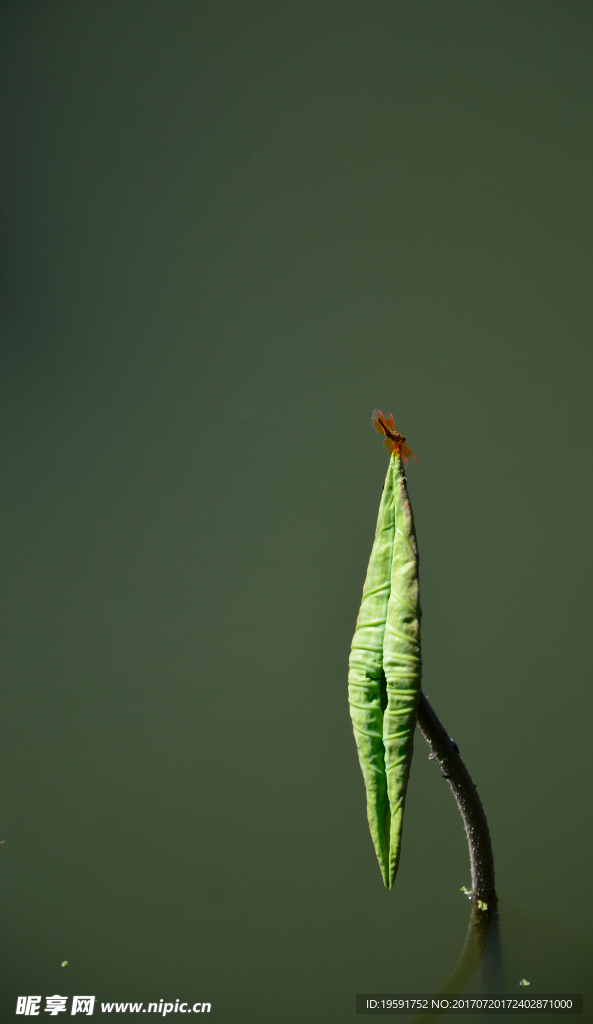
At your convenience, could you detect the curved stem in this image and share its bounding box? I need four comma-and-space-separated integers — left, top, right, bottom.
416, 691, 497, 906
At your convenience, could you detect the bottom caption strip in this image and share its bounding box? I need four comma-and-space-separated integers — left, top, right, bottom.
356, 995, 583, 1015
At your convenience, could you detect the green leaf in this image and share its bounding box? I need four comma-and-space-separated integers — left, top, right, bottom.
382, 455, 421, 884
349, 454, 421, 887
348, 457, 396, 885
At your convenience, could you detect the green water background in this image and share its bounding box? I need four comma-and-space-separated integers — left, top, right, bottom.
1, 3, 591, 1020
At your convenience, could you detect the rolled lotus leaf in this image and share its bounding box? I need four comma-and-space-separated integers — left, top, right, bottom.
349, 447, 421, 888
348, 456, 396, 885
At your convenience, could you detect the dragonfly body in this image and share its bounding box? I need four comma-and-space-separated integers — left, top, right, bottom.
372, 409, 418, 463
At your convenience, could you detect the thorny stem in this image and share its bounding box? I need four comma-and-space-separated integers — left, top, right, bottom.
416, 691, 497, 907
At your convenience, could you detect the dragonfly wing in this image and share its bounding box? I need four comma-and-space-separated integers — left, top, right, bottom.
399, 442, 414, 462
372, 409, 387, 435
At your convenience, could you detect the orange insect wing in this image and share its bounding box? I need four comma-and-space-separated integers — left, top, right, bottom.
372, 409, 398, 436
399, 442, 410, 459
372, 408, 418, 462
400, 442, 419, 463
372, 409, 386, 435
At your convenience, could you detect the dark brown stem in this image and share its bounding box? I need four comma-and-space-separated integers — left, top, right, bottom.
416, 691, 497, 906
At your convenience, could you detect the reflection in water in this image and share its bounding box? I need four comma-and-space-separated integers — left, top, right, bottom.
410, 905, 501, 1024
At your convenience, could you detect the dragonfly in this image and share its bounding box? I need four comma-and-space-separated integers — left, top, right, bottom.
372, 409, 418, 462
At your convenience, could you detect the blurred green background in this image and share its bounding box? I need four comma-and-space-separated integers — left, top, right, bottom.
1, 2, 591, 1020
